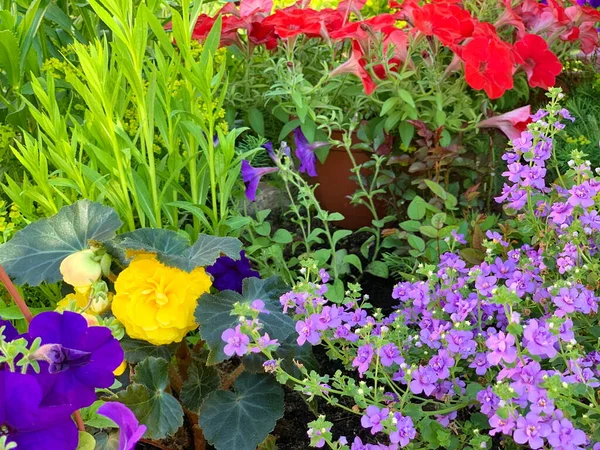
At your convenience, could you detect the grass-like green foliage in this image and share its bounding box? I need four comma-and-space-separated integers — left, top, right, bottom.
2, 0, 252, 238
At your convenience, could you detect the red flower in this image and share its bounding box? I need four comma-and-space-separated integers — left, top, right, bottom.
192, 14, 243, 46
329, 14, 397, 42
476, 105, 532, 140
330, 41, 376, 95
249, 19, 278, 50
461, 36, 514, 99
513, 34, 562, 89
262, 8, 323, 39
412, 3, 475, 46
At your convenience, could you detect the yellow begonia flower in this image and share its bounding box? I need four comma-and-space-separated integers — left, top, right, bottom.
114, 360, 127, 376
56, 292, 90, 311
112, 255, 212, 346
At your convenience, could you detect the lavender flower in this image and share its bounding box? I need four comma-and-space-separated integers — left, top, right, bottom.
486, 331, 518, 365
378, 343, 404, 367
389, 413, 416, 447
513, 412, 551, 449
409, 366, 437, 396
548, 418, 587, 450
296, 316, 321, 346
353, 344, 374, 377
221, 325, 250, 356
361, 406, 389, 434
523, 319, 558, 359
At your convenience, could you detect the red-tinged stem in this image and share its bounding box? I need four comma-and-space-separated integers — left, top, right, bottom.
0, 265, 33, 323
0, 265, 86, 432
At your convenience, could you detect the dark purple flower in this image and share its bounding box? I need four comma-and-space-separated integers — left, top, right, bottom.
206, 251, 259, 294
29, 311, 124, 410
241, 160, 278, 202
293, 128, 328, 177
98, 402, 147, 450
222, 325, 250, 356
410, 366, 437, 396
361, 405, 389, 434
31, 344, 91, 374
513, 412, 551, 449
0, 370, 78, 449
0, 318, 18, 342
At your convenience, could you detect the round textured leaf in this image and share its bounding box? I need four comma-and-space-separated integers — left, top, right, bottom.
0, 200, 122, 285
180, 361, 220, 412
200, 373, 284, 450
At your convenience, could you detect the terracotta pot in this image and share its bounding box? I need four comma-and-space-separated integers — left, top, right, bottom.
313, 131, 390, 230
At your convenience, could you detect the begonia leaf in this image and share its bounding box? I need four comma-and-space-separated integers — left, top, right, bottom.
0, 200, 121, 286
180, 360, 220, 412
195, 276, 293, 365
106, 228, 242, 272
117, 357, 184, 439
120, 337, 177, 364
199, 373, 284, 450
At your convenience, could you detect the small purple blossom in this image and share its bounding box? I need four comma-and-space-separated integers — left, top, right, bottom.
486, 331, 518, 365
513, 412, 551, 449
353, 344, 374, 377
361, 406, 389, 434
409, 366, 438, 396
241, 160, 278, 202
222, 325, 250, 357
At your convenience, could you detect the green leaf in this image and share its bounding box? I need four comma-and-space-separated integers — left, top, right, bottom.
0, 31, 20, 88
248, 107, 265, 136
424, 180, 448, 200
79, 401, 118, 429
180, 360, 220, 412
107, 229, 242, 272
407, 196, 426, 221
0, 200, 122, 286
460, 248, 484, 265
324, 277, 344, 303
399, 220, 421, 232
120, 337, 177, 364
332, 229, 352, 246
431, 213, 447, 229
342, 254, 363, 272
397, 89, 415, 108
407, 234, 425, 252
365, 261, 389, 279
380, 97, 399, 116
117, 357, 184, 439
419, 225, 439, 239
77, 431, 96, 450
200, 373, 284, 450
327, 212, 345, 222
272, 229, 293, 244
94, 432, 120, 450
398, 121, 414, 149
195, 277, 294, 364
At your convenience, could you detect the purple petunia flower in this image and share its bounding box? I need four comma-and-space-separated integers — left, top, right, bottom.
293, 128, 328, 177
29, 311, 124, 410
31, 343, 91, 374
207, 251, 260, 294
97, 402, 147, 450
222, 325, 250, 357
361, 405, 389, 434
353, 344, 374, 377
241, 160, 278, 202
513, 412, 551, 449
410, 366, 438, 396
0, 370, 78, 449
486, 331, 518, 365
523, 319, 558, 359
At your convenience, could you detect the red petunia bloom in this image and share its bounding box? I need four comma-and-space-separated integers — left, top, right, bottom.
330, 41, 376, 95
262, 8, 323, 39
476, 105, 532, 140
192, 14, 244, 46
513, 34, 562, 89
249, 19, 278, 50
461, 36, 514, 99
412, 2, 475, 46
329, 14, 397, 42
